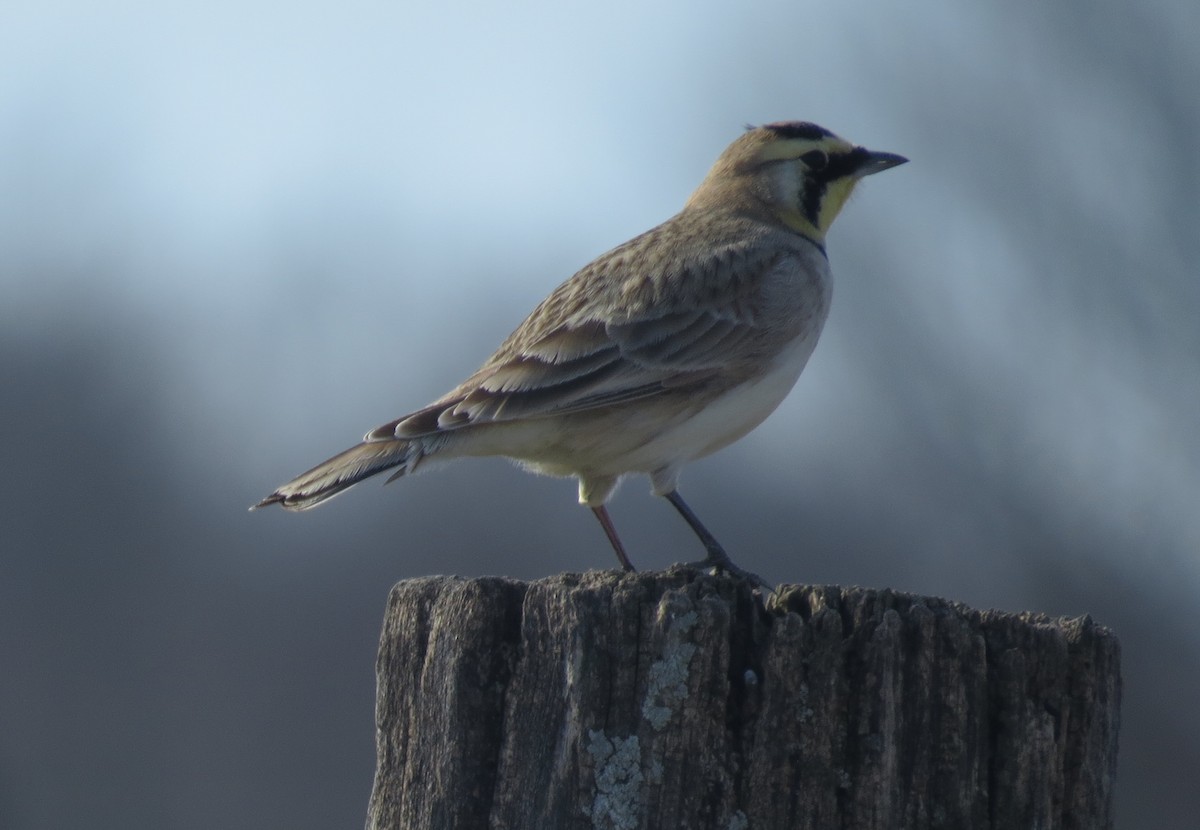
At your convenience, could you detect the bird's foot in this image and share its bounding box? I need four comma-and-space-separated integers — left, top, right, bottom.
683, 546, 773, 593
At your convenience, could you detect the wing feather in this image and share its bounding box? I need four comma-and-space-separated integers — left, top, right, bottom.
367, 220, 809, 440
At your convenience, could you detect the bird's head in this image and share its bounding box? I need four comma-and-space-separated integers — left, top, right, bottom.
688, 121, 907, 245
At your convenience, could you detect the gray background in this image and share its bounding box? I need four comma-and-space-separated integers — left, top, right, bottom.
2, 1, 1196, 827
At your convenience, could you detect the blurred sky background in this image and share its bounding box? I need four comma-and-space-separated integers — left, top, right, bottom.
2, 1, 1196, 827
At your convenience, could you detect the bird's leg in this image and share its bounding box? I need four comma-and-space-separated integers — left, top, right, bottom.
663, 490, 771, 589
662, 490, 734, 568
591, 505, 636, 572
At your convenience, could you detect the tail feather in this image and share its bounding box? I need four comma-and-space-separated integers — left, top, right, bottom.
252, 439, 415, 511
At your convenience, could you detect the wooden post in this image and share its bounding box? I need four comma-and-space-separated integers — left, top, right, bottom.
365, 570, 1120, 830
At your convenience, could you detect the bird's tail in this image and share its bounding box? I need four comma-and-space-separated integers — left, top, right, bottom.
252, 439, 419, 511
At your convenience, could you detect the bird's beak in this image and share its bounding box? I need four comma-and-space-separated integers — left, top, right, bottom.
856, 150, 908, 176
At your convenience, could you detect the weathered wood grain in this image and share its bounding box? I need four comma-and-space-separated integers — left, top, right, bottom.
365, 570, 1119, 830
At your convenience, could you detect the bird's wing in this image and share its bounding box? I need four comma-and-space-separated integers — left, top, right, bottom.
367, 225, 790, 440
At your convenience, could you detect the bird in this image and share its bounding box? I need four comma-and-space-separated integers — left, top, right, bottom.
253, 121, 906, 584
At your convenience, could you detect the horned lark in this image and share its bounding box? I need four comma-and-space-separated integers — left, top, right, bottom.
254, 122, 906, 584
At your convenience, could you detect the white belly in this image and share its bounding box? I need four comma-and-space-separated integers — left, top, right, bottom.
614, 324, 824, 492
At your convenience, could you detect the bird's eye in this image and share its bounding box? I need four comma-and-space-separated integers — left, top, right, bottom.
800, 150, 828, 170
